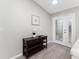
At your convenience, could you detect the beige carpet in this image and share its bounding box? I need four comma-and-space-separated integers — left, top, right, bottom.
16, 43, 71, 59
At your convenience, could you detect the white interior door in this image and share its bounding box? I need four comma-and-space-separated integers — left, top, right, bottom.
52, 13, 76, 47
63, 16, 70, 47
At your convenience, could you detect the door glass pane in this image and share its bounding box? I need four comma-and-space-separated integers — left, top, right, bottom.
69, 21, 72, 43
56, 20, 63, 41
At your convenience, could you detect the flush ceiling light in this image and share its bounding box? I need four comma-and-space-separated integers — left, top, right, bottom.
52, 0, 58, 5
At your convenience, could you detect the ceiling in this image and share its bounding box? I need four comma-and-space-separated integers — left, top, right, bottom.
33, 0, 79, 14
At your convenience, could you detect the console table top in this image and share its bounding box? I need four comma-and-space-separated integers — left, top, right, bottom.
23, 35, 47, 41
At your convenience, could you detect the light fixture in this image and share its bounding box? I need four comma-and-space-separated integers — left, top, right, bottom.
52, 0, 58, 5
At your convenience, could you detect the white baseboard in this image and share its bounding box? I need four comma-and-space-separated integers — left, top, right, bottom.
48, 41, 53, 43
10, 53, 22, 59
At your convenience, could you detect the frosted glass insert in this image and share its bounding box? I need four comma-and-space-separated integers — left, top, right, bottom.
56, 20, 63, 41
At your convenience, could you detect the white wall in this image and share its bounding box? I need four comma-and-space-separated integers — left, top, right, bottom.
0, 0, 51, 59
52, 6, 79, 41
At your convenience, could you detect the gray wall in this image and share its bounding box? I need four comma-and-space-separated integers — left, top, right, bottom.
0, 0, 51, 59
52, 6, 79, 40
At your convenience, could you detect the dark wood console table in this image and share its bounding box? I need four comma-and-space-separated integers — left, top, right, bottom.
23, 35, 47, 59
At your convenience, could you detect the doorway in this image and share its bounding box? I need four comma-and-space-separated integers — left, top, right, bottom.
52, 13, 76, 47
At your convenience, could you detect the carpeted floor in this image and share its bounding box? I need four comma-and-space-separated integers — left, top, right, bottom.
16, 43, 71, 59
